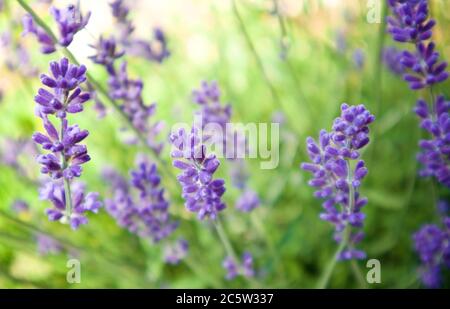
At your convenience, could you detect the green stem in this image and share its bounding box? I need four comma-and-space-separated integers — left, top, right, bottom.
316, 230, 349, 289
184, 256, 222, 288
231, 0, 282, 109
351, 259, 368, 289
214, 217, 239, 262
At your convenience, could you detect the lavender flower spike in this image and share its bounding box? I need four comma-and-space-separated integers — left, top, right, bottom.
32, 57, 101, 229
222, 252, 255, 280
105, 155, 177, 243
170, 126, 226, 220
22, 14, 56, 54
413, 212, 450, 288
301, 103, 375, 260
51, 4, 91, 47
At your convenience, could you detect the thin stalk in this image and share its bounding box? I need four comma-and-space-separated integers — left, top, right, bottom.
317, 159, 356, 289
231, 0, 282, 109
60, 115, 73, 219
214, 217, 239, 262
184, 256, 222, 288
316, 236, 347, 289
351, 260, 368, 289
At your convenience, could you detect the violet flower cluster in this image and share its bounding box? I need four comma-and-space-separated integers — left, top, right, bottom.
192, 81, 232, 131
230, 160, 260, 213
382, 47, 405, 75
89, 35, 163, 153
413, 204, 450, 288
170, 126, 226, 220
164, 239, 189, 265
22, 3, 90, 54
32, 58, 101, 229
104, 155, 177, 243
222, 252, 255, 280
301, 103, 375, 260
192, 81, 259, 213
109, 0, 170, 63
387, 0, 450, 187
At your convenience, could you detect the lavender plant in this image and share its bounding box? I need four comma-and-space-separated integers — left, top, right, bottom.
109, 0, 170, 63
413, 204, 450, 288
222, 252, 255, 280
164, 238, 189, 265
32, 57, 101, 229
104, 155, 177, 243
90, 35, 163, 153
170, 126, 226, 220
301, 103, 375, 260
387, 0, 450, 187
22, 3, 90, 54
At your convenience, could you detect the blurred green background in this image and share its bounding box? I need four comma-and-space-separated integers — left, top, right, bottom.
0, 0, 449, 288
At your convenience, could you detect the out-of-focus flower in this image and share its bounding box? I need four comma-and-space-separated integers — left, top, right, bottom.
352, 49, 365, 70
22, 4, 90, 53
11, 199, 30, 214
413, 212, 450, 288
387, 0, 435, 43
387, 0, 450, 188
89, 36, 124, 74
36, 233, 62, 256
301, 103, 375, 260
387, 0, 448, 90
22, 14, 56, 54
222, 252, 255, 280
382, 47, 406, 75
414, 96, 450, 187
192, 81, 231, 131
170, 126, 226, 220
164, 239, 189, 265
109, 0, 170, 63
105, 155, 177, 243
51, 4, 90, 47
235, 189, 260, 213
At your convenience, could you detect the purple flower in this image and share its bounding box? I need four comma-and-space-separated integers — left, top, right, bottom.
192, 81, 231, 130
89, 36, 124, 74
400, 42, 448, 89
39, 180, 101, 230
11, 199, 30, 214
382, 47, 406, 75
34, 57, 89, 117
235, 189, 260, 213
387, 1, 450, 187
387, 0, 435, 43
107, 61, 163, 152
413, 215, 450, 288
50, 4, 90, 47
414, 96, 450, 187
36, 233, 62, 256
164, 239, 189, 265
352, 49, 365, 70
22, 14, 56, 54
32, 58, 101, 228
301, 103, 375, 260
22, 4, 90, 53
222, 252, 255, 280
109, 0, 169, 63
170, 126, 226, 220
387, 0, 448, 90
105, 155, 177, 243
